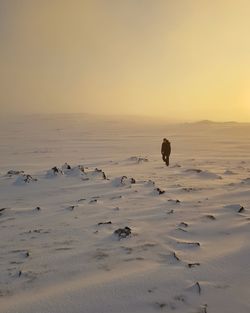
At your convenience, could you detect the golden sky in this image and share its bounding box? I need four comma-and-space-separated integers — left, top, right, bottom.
0, 0, 250, 121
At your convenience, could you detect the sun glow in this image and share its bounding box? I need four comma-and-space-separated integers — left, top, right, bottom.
0, 0, 250, 122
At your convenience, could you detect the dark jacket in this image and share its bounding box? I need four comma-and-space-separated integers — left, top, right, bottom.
161, 140, 171, 155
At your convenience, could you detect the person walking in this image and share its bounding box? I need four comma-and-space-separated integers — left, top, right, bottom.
161, 138, 171, 166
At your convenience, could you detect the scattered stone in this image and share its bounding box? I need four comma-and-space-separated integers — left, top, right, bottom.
51, 166, 63, 175
121, 176, 128, 185
179, 222, 188, 228
28, 229, 42, 233
6, 170, 24, 177
95, 168, 107, 179
186, 169, 202, 173
111, 195, 122, 200
35, 206, 41, 211
130, 178, 136, 184
67, 205, 75, 210
224, 204, 246, 213
167, 209, 174, 214
77, 198, 86, 202
205, 214, 216, 220
98, 221, 112, 226
0, 208, 6, 216
155, 302, 166, 309
195, 282, 201, 294
89, 199, 97, 204
188, 263, 200, 268
182, 187, 194, 192
15, 174, 37, 184
114, 227, 131, 239
178, 241, 200, 247
78, 165, 85, 172
168, 199, 181, 203
155, 187, 165, 195
62, 162, 71, 170
238, 206, 245, 213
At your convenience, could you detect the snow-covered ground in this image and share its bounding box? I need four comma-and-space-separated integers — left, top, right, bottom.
0, 114, 250, 313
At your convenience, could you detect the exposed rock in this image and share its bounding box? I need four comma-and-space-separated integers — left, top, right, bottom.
95, 168, 107, 179
168, 199, 181, 203
155, 187, 165, 195
188, 263, 200, 268
6, 170, 24, 177
205, 214, 216, 220
130, 178, 136, 184
238, 206, 245, 213
89, 199, 97, 204
167, 209, 174, 214
185, 168, 203, 173
179, 222, 188, 228
98, 221, 112, 226
15, 174, 37, 184
114, 227, 131, 239
62, 162, 71, 170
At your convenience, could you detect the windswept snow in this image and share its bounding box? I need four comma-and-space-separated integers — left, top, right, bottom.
0, 115, 249, 313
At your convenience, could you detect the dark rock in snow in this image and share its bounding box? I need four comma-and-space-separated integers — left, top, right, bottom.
98, 221, 112, 226
188, 263, 200, 268
167, 209, 174, 214
52, 166, 62, 174
186, 169, 203, 173
205, 214, 216, 220
168, 199, 181, 203
114, 227, 131, 239
65, 163, 71, 169
95, 168, 107, 179
6, 170, 24, 177
15, 174, 38, 184
121, 176, 128, 185
155, 187, 165, 195
0, 208, 6, 216
238, 206, 245, 213
130, 178, 136, 184
179, 222, 188, 228
89, 199, 97, 204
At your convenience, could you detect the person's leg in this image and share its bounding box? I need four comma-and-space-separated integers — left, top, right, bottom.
166, 155, 169, 166
162, 154, 166, 163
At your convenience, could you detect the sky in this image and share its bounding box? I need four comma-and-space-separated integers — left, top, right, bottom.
0, 0, 250, 122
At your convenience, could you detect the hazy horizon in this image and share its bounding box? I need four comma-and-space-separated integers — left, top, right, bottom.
1, 1, 250, 122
